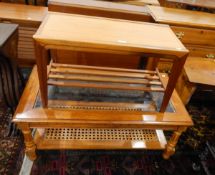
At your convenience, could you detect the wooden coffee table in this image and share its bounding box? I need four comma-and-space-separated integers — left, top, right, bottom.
13, 66, 193, 160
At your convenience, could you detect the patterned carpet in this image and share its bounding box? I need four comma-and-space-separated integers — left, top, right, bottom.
0, 108, 24, 175
29, 103, 215, 175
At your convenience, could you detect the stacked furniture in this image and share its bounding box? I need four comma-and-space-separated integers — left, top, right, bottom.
48, 0, 155, 69
148, 6, 215, 104
13, 12, 193, 161
0, 2, 47, 66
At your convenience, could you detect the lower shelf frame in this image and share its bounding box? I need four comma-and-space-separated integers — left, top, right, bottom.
34, 128, 167, 150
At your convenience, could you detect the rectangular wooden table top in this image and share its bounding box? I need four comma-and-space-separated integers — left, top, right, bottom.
33, 12, 187, 57
0, 2, 47, 24
48, 0, 149, 14
184, 57, 215, 86
147, 5, 215, 30
166, 0, 215, 9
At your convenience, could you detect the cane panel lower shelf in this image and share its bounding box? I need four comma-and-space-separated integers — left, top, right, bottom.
34, 128, 167, 150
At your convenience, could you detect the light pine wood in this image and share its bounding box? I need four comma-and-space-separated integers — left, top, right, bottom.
184, 57, 215, 86
175, 69, 196, 105
13, 67, 193, 160
48, 0, 151, 16
175, 55, 215, 105
186, 45, 215, 58
147, 5, 215, 30
48, 63, 164, 92
0, 2, 47, 27
163, 127, 186, 159
48, 0, 152, 69
33, 12, 187, 57
171, 26, 215, 47
0, 2, 48, 67
33, 12, 188, 112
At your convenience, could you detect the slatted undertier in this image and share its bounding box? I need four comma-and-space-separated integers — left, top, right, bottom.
34, 128, 167, 150
48, 63, 165, 92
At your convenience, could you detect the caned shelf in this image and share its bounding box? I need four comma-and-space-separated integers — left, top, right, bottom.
34, 128, 167, 150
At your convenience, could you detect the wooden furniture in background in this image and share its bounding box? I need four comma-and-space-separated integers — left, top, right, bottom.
33, 12, 188, 110
13, 66, 193, 160
0, 2, 47, 67
0, 23, 24, 136
48, 0, 156, 69
148, 6, 215, 102
176, 56, 215, 104
165, 0, 215, 10
48, 0, 155, 69
0, 23, 23, 109
48, 0, 152, 21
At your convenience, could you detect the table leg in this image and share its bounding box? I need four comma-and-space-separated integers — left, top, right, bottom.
163, 127, 186, 159
19, 124, 37, 161
145, 57, 159, 71
34, 42, 48, 107
160, 55, 187, 112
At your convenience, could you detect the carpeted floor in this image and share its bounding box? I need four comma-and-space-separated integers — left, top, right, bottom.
0, 108, 24, 175
29, 103, 215, 175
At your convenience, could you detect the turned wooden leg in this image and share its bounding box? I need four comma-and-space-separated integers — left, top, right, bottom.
19, 124, 37, 161
163, 127, 186, 159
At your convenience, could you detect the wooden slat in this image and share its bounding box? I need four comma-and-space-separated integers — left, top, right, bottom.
19, 37, 34, 42
19, 27, 38, 31
19, 30, 36, 35
49, 73, 162, 86
47, 79, 165, 92
18, 47, 35, 52
50, 67, 160, 80
52, 63, 157, 74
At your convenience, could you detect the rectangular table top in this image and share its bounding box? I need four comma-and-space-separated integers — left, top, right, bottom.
166, 0, 215, 9
33, 12, 187, 57
0, 2, 47, 23
48, 0, 149, 14
184, 57, 215, 86
147, 5, 215, 30
0, 23, 18, 48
